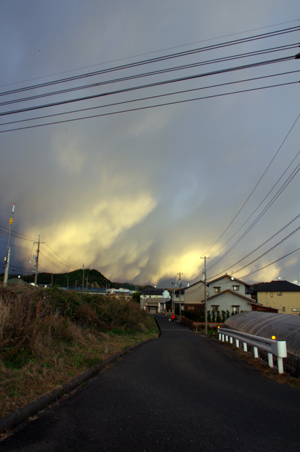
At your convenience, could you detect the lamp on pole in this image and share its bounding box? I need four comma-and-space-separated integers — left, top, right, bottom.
3, 203, 15, 288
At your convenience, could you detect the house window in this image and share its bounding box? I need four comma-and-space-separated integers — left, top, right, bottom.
211, 305, 219, 312
270, 292, 273, 298
282, 307, 285, 312
233, 285, 240, 291
214, 286, 220, 293
232, 306, 240, 314
292, 308, 300, 312
277, 292, 282, 296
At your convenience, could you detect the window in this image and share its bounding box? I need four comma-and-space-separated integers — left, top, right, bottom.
277, 292, 282, 296
270, 292, 273, 298
233, 285, 240, 291
214, 286, 220, 293
211, 305, 219, 312
282, 307, 285, 312
292, 308, 300, 312
232, 306, 240, 314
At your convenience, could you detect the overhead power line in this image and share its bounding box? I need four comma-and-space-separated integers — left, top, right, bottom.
0, 54, 296, 119
208, 160, 300, 273
1, 21, 299, 91
0, 43, 297, 108
205, 112, 300, 259
1, 25, 299, 98
240, 246, 300, 279
1, 70, 299, 129
0, 80, 298, 135
229, 224, 300, 276
212, 213, 300, 277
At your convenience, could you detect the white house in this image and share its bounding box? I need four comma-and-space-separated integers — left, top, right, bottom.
140, 288, 171, 313
207, 274, 254, 314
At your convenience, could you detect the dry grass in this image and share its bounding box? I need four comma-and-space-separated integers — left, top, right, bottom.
0, 285, 158, 419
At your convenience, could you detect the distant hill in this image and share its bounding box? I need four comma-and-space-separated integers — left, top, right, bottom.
18, 269, 140, 291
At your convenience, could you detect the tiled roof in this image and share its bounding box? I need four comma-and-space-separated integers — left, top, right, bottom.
207, 274, 250, 287
208, 289, 254, 303
250, 280, 300, 292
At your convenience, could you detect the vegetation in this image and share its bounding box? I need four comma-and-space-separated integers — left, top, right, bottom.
0, 285, 158, 419
0, 268, 142, 291
132, 290, 140, 304
182, 309, 231, 323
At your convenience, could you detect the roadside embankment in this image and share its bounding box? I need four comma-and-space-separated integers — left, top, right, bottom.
0, 285, 159, 423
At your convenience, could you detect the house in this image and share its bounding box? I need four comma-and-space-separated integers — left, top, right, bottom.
140, 288, 171, 313
206, 274, 254, 315
182, 280, 205, 311
248, 279, 300, 315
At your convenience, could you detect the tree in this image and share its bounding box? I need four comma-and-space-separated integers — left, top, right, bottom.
132, 290, 140, 304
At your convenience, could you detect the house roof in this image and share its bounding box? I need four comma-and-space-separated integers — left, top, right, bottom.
207, 289, 254, 303
140, 288, 169, 296
250, 280, 300, 292
207, 274, 250, 287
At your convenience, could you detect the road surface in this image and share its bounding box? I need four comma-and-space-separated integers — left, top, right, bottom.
1, 314, 300, 451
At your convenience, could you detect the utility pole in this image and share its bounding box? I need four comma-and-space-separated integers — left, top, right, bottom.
3, 203, 15, 287
201, 257, 209, 335
33, 235, 44, 286
82, 264, 85, 292
177, 272, 183, 317
171, 281, 175, 313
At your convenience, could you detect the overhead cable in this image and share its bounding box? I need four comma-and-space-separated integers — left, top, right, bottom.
1, 70, 299, 129
0, 55, 296, 118
1, 25, 299, 98
240, 246, 300, 279
205, 111, 300, 258
0, 81, 298, 134
208, 161, 300, 272
0, 43, 298, 108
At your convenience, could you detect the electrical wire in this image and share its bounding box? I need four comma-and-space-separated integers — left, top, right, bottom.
0, 55, 296, 119
1, 70, 299, 129
0, 43, 297, 108
1, 20, 299, 91
212, 213, 300, 277
240, 246, 300, 279
208, 161, 300, 273
205, 112, 300, 259
0, 80, 298, 135
1, 25, 299, 98
229, 224, 300, 276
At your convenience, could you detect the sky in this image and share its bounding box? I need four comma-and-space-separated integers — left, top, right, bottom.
0, 0, 300, 287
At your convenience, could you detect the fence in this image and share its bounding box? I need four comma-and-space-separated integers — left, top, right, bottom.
218, 327, 287, 374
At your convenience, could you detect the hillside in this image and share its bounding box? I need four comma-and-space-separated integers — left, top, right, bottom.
13, 269, 140, 290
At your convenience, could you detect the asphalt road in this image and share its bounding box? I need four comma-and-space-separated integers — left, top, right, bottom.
1, 315, 300, 452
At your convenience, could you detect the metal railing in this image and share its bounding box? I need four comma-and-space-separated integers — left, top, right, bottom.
218, 327, 287, 374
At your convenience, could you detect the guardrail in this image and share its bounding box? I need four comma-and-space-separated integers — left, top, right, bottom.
218, 327, 287, 374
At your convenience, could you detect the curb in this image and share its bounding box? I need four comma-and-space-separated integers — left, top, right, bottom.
0, 337, 157, 435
